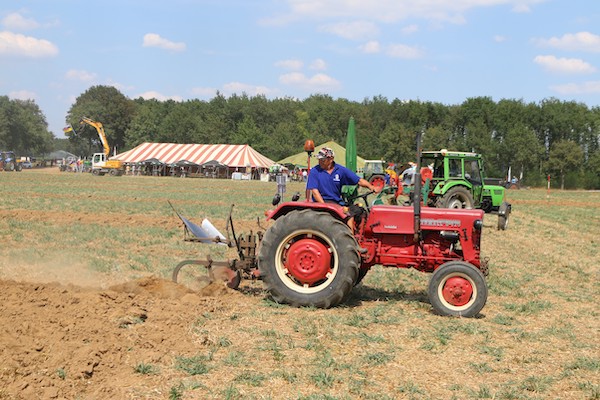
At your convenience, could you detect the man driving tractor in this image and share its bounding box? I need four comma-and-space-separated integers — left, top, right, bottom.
306, 147, 381, 230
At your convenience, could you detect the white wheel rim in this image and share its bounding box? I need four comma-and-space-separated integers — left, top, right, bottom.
274, 229, 338, 294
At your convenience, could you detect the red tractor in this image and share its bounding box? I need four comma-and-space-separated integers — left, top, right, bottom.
172, 140, 489, 317
258, 159, 488, 317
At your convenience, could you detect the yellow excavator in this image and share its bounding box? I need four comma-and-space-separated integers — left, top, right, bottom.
79, 117, 124, 176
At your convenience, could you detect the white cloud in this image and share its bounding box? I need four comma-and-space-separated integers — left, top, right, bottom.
535, 31, 600, 53
386, 43, 424, 59
401, 24, 419, 35
275, 59, 304, 70
222, 82, 278, 97
309, 59, 327, 70
65, 69, 97, 82
278, 0, 545, 24
279, 72, 341, 92
359, 40, 381, 54
9, 90, 37, 101
534, 55, 596, 74
191, 87, 218, 97
1, 13, 39, 31
142, 33, 186, 52
319, 21, 379, 40
511, 2, 537, 13
550, 80, 600, 95
494, 35, 506, 43
136, 91, 183, 101
0, 31, 58, 57
359, 40, 423, 58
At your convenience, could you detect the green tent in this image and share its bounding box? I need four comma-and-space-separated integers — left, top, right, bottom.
277, 141, 366, 170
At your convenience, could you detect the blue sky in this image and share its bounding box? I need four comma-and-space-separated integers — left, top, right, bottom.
2, 0, 600, 139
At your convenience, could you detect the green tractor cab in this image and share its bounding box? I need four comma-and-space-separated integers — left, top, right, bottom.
420, 150, 511, 230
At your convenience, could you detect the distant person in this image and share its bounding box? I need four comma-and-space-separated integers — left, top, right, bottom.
385, 163, 398, 186
306, 147, 380, 230
401, 162, 416, 186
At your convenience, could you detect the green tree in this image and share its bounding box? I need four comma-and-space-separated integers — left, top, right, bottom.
0, 96, 54, 156
66, 85, 136, 156
547, 140, 583, 189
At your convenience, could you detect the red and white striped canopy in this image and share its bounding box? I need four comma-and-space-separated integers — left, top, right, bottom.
112, 143, 275, 168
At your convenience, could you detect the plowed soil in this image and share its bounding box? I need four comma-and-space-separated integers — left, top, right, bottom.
0, 276, 247, 399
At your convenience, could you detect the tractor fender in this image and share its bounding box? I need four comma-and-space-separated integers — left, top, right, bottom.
266, 201, 348, 222
433, 181, 473, 196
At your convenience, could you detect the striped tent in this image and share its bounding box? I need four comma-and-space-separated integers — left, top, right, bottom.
112, 143, 275, 168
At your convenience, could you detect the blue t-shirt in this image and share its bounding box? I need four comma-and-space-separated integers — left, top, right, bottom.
306, 163, 361, 204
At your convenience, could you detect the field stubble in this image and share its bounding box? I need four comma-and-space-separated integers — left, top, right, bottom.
0, 169, 598, 400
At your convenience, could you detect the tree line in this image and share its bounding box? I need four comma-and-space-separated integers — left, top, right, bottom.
2, 85, 599, 188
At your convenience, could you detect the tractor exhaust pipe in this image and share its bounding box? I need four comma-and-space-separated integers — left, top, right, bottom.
413, 129, 423, 242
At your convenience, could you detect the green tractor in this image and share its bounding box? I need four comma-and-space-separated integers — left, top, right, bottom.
361, 160, 387, 189
420, 150, 511, 230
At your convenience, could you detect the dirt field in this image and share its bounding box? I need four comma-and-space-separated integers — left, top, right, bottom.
0, 168, 598, 400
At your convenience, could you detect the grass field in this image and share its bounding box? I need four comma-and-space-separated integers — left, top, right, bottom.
0, 169, 598, 399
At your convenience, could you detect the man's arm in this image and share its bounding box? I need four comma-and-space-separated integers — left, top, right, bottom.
357, 178, 381, 193
310, 188, 325, 203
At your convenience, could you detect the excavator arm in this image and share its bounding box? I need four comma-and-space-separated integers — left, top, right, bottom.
80, 117, 110, 157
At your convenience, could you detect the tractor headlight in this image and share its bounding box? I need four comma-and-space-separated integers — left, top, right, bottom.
474, 219, 483, 231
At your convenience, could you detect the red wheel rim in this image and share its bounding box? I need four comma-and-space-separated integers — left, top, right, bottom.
371, 176, 385, 190
285, 238, 332, 285
442, 276, 473, 307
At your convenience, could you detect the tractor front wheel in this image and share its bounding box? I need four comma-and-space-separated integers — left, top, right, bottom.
428, 261, 487, 317
438, 186, 474, 209
497, 201, 510, 230
258, 209, 360, 308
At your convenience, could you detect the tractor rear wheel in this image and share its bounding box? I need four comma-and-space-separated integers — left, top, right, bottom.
258, 209, 360, 308
428, 261, 487, 317
438, 186, 474, 209
497, 201, 510, 230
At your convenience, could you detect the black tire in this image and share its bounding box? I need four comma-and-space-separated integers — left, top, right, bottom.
172, 260, 211, 291
92, 169, 100, 176
439, 186, 474, 209
109, 169, 118, 176
15, 164, 22, 172
428, 261, 487, 317
354, 267, 370, 286
258, 209, 360, 308
5, 162, 15, 172
497, 201, 510, 230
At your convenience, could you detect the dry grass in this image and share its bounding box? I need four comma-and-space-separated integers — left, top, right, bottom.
0, 169, 598, 399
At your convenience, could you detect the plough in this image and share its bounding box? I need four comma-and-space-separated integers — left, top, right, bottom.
169, 202, 262, 290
